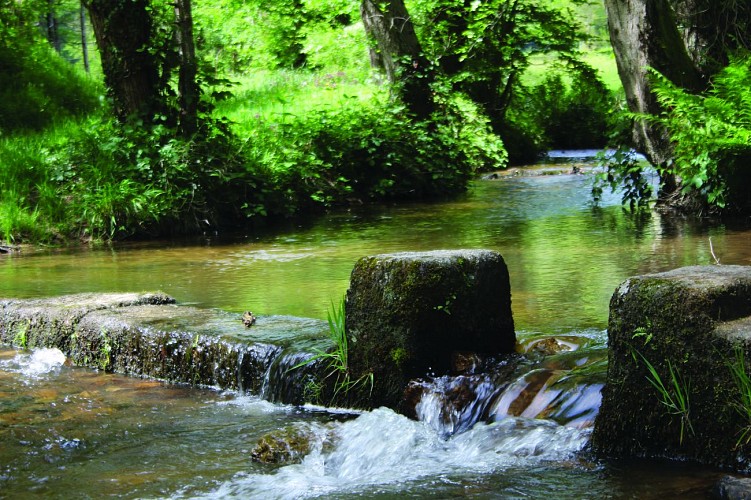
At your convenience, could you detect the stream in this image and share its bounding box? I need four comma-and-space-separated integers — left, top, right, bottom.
2, 154, 751, 498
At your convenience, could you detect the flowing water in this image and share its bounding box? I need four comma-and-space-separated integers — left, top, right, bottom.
2, 157, 751, 498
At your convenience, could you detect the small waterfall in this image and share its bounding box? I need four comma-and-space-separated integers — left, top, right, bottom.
410, 332, 608, 432
260, 349, 323, 405
189, 407, 592, 500
412, 373, 507, 437
488, 368, 565, 420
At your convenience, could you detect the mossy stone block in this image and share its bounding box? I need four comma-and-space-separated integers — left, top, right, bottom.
346, 249, 515, 410
592, 265, 751, 471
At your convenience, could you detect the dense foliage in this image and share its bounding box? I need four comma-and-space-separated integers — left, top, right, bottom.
595, 53, 751, 214
651, 55, 751, 212
597, 0, 751, 214
0, 0, 619, 244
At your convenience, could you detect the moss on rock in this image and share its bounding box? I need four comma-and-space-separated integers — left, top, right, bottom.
592, 265, 751, 471
345, 250, 515, 410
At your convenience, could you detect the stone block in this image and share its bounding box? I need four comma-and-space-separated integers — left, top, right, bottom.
345, 249, 515, 409
592, 265, 751, 470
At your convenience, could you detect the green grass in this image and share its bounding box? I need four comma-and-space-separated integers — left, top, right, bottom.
728, 346, 751, 447
0, 129, 64, 243
213, 70, 382, 136
634, 349, 694, 445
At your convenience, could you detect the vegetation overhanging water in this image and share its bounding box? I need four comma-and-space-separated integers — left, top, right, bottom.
2, 162, 751, 498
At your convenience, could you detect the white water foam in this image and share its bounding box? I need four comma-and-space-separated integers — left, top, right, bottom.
188, 407, 590, 499
0, 347, 67, 380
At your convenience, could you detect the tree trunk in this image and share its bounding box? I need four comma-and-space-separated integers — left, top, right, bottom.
360, 0, 434, 120
45, 1, 61, 53
174, 0, 200, 136
80, 2, 89, 73
604, 0, 708, 200
605, 0, 705, 167
84, 0, 163, 123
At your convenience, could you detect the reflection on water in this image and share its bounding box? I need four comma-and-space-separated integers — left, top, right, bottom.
2, 175, 749, 330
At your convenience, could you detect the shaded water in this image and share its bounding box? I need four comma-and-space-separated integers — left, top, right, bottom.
3, 165, 751, 497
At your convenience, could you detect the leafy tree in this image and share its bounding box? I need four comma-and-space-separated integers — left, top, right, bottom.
411, 0, 591, 133
603, 0, 751, 211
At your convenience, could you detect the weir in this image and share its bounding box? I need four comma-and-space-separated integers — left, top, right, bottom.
0, 250, 605, 433
0, 292, 334, 405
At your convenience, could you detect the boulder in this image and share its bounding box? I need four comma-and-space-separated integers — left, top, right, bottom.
250, 424, 331, 464
345, 250, 515, 410
592, 265, 751, 470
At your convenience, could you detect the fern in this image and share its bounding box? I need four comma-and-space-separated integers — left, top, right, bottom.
643, 54, 751, 211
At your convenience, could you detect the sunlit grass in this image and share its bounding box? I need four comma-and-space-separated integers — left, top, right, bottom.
213, 70, 384, 135
524, 49, 621, 91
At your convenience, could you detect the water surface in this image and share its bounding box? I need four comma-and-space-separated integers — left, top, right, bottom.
2, 168, 750, 498
2, 172, 747, 330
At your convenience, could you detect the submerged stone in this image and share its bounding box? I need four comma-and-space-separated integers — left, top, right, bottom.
592, 265, 751, 471
250, 424, 334, 464
345, 249, 515, 410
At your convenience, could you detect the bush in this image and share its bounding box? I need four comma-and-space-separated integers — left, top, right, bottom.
649, 54, 751, 213
242, 93, 506, 213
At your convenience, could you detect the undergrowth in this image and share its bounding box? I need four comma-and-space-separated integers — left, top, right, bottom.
1, 69, 504, 244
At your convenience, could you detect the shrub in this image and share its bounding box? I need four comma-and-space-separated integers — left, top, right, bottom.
648, 54, 751, 213
243, 92, 506, 213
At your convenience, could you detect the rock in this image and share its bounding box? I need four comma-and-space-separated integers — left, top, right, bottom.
242, 311, 257, 328
250, 425, 326, 464
345, 250, 515, 410
592, 265, 751, 470
713, 475, 751, 500
450, 351, 483, 374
